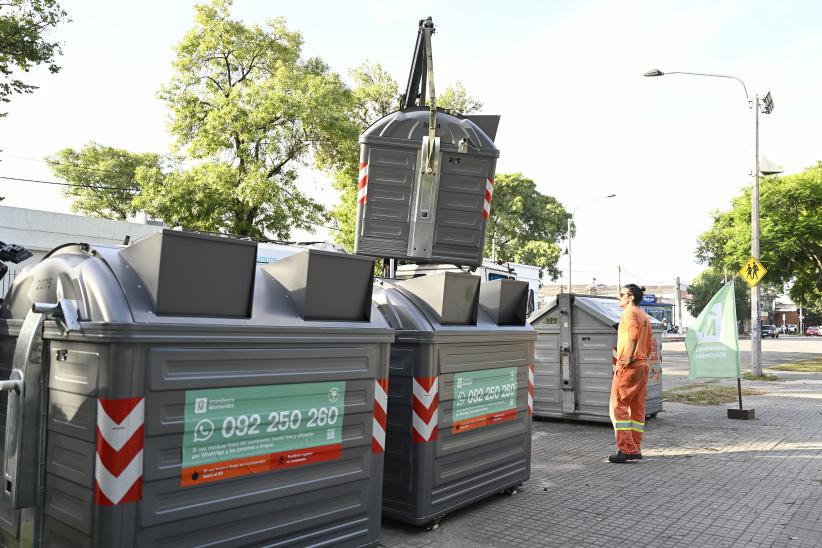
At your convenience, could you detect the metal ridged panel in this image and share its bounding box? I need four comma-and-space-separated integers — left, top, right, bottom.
42, 516, 92, 548
48, 391, 95, 443
46, 431, 94, 488
138, 487, 373, 548
43, 475, 94, 536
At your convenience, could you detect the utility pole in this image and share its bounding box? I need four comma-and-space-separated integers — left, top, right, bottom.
675, 277, 683, 330
750, 93, 763, 376
617, 265, 621, 289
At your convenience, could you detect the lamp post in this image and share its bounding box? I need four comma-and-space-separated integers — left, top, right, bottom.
567, 194, 616, 293
644, 69, 774, 376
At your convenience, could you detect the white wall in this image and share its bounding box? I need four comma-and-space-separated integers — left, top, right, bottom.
0, 205, 163, 287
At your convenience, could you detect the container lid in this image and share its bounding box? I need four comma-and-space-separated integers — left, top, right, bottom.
360, 107, 499, 158
0, 235, 392, 335
530, 294, 663, 328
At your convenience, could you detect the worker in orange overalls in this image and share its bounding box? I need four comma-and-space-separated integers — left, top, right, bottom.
609, 283, 654, 463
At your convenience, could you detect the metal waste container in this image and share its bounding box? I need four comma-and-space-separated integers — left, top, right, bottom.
528, 294, 663, 422
354, 107, 500, 267
0, 230, 392, 547
374, 273, 535, 529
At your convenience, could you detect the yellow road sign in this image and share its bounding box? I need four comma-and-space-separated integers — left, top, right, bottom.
738, 257, 767, 288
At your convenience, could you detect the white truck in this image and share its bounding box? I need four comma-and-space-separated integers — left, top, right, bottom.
394, 260, 542, 315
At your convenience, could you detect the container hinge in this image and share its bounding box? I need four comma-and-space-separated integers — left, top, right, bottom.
32, 299, 80, 333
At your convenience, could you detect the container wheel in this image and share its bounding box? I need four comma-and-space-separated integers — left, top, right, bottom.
425, 519, 440, 531
646, 412, 658, 419
502, 486, 519, 496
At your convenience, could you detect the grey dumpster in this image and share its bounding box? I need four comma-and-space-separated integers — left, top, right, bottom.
373, 273, 535, 529
354, 107, 500, 267
528, 294, 663, 422
0, 230, 392, 547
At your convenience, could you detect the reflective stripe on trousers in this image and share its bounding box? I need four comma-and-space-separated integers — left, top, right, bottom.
609, 364, 649, 454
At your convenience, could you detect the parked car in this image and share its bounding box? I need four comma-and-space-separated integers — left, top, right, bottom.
805, 326, 820, 336
761, 325, 779, 339
787, 324, 798, 334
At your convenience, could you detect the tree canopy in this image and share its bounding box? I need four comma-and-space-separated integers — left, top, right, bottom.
143, 0, 357, 238
0, 0, 69, 116
685, 267, 750, 321
696, 162, 822, 308
47, 142, 162, 220
486, 173, 568, 279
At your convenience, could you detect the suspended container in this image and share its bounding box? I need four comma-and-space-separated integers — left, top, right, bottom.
353, 107, 500, 268
0, 230, 392, 547
528, 294, 663, 422
373, 274, 535, 529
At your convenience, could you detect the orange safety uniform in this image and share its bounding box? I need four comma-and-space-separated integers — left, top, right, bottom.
609, 305, 654, 454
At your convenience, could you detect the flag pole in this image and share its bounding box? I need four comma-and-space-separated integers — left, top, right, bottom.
736, 377, 743, 410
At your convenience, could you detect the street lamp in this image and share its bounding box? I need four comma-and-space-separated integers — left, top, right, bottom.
644, 68, 774, 376
567, 194, 616, 293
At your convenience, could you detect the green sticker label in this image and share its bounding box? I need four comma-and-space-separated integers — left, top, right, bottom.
181, 381, 345, 486
452, 367, 518, 434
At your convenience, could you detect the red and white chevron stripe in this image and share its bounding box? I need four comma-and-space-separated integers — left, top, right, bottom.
412, 376, 438, 443
372, 378, 388, 454
528, 364, 535, 416
95, 397, 144, 506
482, 177, 495, 219
357, 162, 368, 204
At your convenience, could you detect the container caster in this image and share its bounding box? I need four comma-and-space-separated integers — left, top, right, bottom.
646, 412, 658, 420
502, 486, 518, 496
424, 519, 440, 531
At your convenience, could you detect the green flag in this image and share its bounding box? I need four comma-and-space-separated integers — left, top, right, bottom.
685, 280, 741, 379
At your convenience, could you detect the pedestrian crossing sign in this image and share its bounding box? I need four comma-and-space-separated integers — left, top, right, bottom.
738, 257, 767, 288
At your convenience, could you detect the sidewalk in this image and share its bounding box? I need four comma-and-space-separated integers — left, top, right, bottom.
381, 362, 822, 546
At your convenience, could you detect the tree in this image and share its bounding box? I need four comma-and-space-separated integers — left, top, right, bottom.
485, 173, 568, 279
0, 0, 69, 116
330, 61, 484, 250
437, 81, 483, 114
685, 267, 750, 322
47, 142, 164, 220
143, 0, 357, 238
696, 162, 822, 307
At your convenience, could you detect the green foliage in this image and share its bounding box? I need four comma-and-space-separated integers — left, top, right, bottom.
147, 0, 357, 238
0, 0, 69, 116
696, 163, 822, 307
685, 267, 750, 320
349, 61, 399, 130
437, 81, 483, 114
47, 142, 163, 220
486, 173, 568, 279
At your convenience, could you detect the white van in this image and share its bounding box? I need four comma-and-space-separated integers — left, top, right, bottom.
395, 260, 541, 315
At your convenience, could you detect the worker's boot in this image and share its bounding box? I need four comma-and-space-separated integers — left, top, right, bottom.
625, 452, 642, 460
608, 451, 630, 463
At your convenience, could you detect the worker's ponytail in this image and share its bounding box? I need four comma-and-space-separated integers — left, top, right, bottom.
622, 284, 645, 306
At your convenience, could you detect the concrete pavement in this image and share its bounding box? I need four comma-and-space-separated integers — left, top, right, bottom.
381, 337, 822, 547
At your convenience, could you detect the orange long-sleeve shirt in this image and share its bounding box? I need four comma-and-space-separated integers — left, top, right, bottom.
616, 305, 653, 366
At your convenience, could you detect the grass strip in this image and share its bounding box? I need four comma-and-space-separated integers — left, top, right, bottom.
663, 383, 764, 406
768, 356, 822, 373
742, 372, 782, 381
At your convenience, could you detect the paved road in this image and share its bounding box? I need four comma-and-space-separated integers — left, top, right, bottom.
662, 335, 822, 388
381, 336, 822, 547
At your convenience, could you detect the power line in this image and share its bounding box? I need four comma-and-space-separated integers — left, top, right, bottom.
620, 268, 672, 285
0, 175, 340, 234
0, 152, 136, 176
0, 175, 139, 192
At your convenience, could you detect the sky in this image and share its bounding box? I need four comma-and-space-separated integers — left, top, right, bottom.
2, 0, 821, 288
